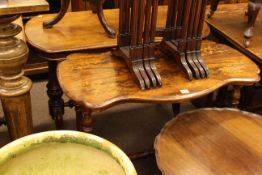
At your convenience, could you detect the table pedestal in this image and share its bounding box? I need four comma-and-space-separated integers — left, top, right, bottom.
0, 15, 33, 140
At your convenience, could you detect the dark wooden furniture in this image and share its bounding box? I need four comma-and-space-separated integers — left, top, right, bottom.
112, 0, 162, 90
0, 0, 49, 140
155, 108, 262, 175
160, 0, 209, 81
208, 0, 261, 47
57, 41, 260, 132
25, 6, 210, 129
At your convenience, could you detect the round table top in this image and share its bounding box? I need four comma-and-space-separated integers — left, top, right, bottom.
25, 6, 210, 54
155, 108, 262, 175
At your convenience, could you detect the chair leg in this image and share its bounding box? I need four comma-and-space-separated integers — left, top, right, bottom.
75, 106, 93, 133
207, 0, 220, 18
243, 0, 261, 47
47, 60, 64, 129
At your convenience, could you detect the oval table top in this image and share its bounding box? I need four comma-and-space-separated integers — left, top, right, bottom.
154, 108, 262, 175
25, 6, 210, 55
57, 40, 260, 112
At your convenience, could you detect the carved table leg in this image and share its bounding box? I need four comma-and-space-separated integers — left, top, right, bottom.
232, 85, 242, 108
208, 0, 220, 18
75, 106, 93, 133
243, 0, 261, 47
0, 15, 33, 140
47, 60, 64, 129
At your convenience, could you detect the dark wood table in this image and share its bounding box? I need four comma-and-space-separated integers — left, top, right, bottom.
57, 40, 260, 132
155, 108, 262, 175
0, 0, 49, 140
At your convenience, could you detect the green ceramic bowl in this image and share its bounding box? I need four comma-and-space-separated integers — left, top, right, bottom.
0, 131, 137, 175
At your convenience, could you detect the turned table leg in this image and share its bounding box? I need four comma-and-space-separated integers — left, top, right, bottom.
75, 106, 93, 133
208, 0, 220, 18
243, 0, 261, 47
0, 15, 33, 140
232, 85, 242, 108
47, 60, 64, 129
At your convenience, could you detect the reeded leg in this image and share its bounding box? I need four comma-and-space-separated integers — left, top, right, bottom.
47, 60, 64, 129
207, 0, 220, 18
243, 0, 261, 47
75, 106, 93, 133
0, 15, 33, 140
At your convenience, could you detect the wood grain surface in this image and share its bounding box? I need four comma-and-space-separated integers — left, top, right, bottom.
25, 6, 210, 54
0, 0, 49, 15
206, 3, 262, 63
155, 108, 262, 175
57, 41, 260, 112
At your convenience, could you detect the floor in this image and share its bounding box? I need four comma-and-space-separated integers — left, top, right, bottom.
0, 78, 195, 175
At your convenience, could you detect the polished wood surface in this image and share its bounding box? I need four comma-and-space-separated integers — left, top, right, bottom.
25, 6, 210, 54
0, 0, 49, 15
155, 108, 262, 175
206, 3, 262, 63
57, 41, 260, 112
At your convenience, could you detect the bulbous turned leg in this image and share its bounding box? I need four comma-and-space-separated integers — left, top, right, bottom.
43, 0, 70, 29
47, 60, 64, 129
208, 0, 220, 18
75, 106, 93, 133
243, 1, 261, 47
0, 15, 33, 140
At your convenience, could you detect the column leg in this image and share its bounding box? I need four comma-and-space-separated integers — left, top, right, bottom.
0, 15, 33, 140
46, 60, 64, 129
207, 0, 220, 18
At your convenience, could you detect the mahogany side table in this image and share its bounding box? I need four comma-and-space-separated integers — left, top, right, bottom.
155, 108, 262, 175
0, 0, 49, 140
25, 6, 211, 129
57, 41, 260, 132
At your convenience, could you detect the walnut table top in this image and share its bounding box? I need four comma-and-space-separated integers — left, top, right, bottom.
57, 41, 260, 112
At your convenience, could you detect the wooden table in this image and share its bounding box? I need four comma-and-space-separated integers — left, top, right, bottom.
57, 40, 260, 132
206, 3, 262, 110
206, 3, 262, 64
0, 0, 49, 140
25, 5, 210, 129
155, 108, 262, 175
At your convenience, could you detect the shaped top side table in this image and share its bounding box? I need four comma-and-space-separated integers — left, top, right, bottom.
0, 0, 49, 140
57, 41, 260, 112
206, 3, 262, 64
0, 0, 49, 15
